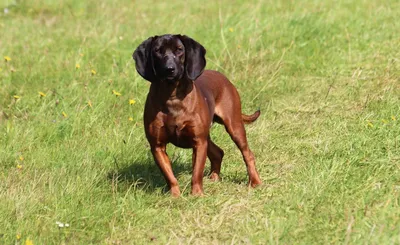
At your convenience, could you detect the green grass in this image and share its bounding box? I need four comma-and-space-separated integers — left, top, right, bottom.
1, 0, 399, 244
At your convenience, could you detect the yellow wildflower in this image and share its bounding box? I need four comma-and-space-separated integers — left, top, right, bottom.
39, 92, 46, 97
88, 100, 92, 108
237, 45, 241, 49
229, 28, 234, 32
17, 164, 23, 169
19, 156, 24, 161
16, 234, 21, 240
62, 111, 67, 118
13, 95, 20, 99
4, 56, 11, 62
25, 238, 33, 245
129, 99, 136, 105
391, 115, 396, 121
128, 117, 134, 121
79, 53, 84, 57
75, 64, 80, 69
367, 121, 373, 128
112, 90, 121, 96
91, 69, 96, 75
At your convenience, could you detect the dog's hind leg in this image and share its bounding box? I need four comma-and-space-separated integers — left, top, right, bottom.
220, 113, 262, 187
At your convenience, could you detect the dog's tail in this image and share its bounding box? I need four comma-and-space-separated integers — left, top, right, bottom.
242, 109, 261, 124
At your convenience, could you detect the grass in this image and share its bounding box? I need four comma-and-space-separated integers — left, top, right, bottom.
1, 0, 399, 244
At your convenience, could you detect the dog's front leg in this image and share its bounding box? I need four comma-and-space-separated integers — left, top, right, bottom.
151, 145, 181, 197
191, 139, 208, 196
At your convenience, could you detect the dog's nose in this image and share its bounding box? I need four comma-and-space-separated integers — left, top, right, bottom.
166, 66, 175, 74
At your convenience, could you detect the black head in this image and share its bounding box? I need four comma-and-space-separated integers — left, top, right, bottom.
132, 34, 206, 82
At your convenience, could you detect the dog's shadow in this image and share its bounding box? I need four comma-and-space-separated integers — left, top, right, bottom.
107, 157, 193, 193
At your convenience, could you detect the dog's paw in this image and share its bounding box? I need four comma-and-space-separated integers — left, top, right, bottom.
170, 186, 181, 197
249, 178, 262, 188
209, 172, 221, 182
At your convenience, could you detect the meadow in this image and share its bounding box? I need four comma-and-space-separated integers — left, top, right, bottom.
1, 0, 399, 244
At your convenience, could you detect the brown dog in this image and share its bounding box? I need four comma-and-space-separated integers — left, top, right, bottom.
133, 34, 261, 196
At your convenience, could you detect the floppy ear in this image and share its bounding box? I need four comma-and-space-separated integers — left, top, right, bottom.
132, 37, 155, 82
178, 35, 206, 81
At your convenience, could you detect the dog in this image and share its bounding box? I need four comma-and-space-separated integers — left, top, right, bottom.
132, 34, 262, 196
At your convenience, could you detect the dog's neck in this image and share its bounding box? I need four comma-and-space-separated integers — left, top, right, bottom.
151, 78, 192, 99
150, 78, 194, 114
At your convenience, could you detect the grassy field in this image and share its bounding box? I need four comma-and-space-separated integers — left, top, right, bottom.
1, 0, 399, 244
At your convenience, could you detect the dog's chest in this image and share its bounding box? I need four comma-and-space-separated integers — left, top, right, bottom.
163, 115, 195, 148
162, 101, 194, 146
163, 99, 184, 118
165, 114, 188, 137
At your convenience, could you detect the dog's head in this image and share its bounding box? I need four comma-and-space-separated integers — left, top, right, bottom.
132, 34, 206, 83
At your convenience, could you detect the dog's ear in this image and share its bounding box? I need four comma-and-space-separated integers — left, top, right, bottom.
178, 35, 206, 81
132, 37, 156, 82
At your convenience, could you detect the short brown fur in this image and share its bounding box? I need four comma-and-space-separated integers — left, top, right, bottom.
133, 34, 261, 196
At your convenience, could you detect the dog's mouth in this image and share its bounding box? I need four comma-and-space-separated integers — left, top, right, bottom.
161, 76, 175, 83
163, 72, 180, 81
166, 74, 176, 80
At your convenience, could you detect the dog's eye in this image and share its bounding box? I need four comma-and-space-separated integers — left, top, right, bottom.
154, 48, 161, 53
176, 46, 183, 52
